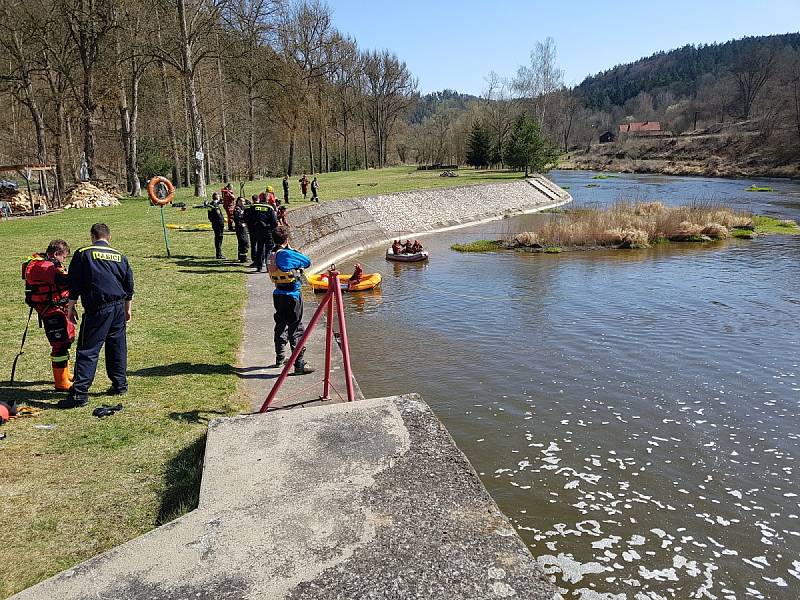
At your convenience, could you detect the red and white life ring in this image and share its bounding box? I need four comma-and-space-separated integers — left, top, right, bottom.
147, 176, 174, 206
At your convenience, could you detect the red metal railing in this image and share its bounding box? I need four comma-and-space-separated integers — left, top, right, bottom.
259, 266, 356, 412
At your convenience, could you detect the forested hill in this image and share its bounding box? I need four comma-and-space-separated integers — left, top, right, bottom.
576, 32, 800, 110
409, 90, 480, 124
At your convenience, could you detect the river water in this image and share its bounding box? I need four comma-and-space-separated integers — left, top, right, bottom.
342, 171, 800, 599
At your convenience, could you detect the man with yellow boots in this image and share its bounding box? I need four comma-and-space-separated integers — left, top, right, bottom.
22, 239, 75, 391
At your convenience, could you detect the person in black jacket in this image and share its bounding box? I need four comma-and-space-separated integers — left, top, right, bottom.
60, 223, 134, 409
245, 196, 277, 271
233, 197, 250, 262
282, 175, 290, 204
207, 192, 226, 259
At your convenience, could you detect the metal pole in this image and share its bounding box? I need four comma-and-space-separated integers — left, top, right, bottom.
259, 288, 333, 413
160, 205, 172, 257
321, 290, 334, 401
332, 270, 356, 402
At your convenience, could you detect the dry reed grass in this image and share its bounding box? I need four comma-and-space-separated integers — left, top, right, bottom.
512, 201, 752, 249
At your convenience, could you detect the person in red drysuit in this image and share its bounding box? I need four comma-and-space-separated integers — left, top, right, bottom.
221, 183, 236, 231
22, 239, 75, 391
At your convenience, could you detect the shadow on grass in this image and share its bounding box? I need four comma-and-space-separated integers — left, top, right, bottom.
0, 381, 63, 410
130, 362, 278, 380
156, 435, 207, 526
169, 409, 227, 424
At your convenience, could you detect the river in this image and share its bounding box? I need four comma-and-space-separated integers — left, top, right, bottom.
342, 171, 800, 599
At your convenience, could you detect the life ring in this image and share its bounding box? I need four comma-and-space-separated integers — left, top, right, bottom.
147, 176, 174, 206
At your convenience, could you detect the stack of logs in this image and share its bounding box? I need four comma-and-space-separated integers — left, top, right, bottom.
0, 185, 47, 212
63, 181, 121, 209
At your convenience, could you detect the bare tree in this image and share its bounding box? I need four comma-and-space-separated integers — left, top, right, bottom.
60, 0, 116, 179
482, 71, 516, 166
0, 1, 50, 189
329, 34, 360, 171
730, 42, 777, 119
152, 0, 230, 197
362, 49, 416, 167
224, 0, 280, 179
513, 37, 564, 127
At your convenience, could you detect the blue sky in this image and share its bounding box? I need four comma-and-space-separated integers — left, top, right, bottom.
329, 0, 800, 95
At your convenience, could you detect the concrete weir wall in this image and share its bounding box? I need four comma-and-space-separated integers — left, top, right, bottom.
14, 178, 571, 600
290, 176, 571, 271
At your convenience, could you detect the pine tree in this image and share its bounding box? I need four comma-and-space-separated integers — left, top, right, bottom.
505, 113, 558, 176
465, 121, 491, 168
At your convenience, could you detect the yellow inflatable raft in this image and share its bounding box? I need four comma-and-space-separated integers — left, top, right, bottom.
307, 272, 382, 292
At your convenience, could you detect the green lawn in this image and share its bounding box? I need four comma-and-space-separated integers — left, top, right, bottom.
216, 165, 523, 206
0, 166, 524, 597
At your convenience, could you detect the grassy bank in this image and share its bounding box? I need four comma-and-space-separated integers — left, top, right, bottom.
208, 165, 523, 205
0, 165, 525, 597
451, 240, 504, 252
0, 201, 247, 597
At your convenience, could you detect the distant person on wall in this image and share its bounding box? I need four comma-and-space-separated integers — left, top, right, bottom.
299, 174, 309, 200
282, 175, 290, 204
310, 176, 319, 202
207, 193, 226, 260
221, 183, 235, 231
233, 197, 250, 263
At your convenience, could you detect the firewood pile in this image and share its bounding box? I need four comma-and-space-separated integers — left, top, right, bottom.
0, 181, 47, 212
89, 179, 125, 197
63, 181, 121, 209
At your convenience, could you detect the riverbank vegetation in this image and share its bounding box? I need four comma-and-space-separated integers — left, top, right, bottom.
452, 203, 800, 254
451, 240, 504, 252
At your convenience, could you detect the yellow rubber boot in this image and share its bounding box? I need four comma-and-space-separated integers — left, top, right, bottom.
52, 363, 73, 391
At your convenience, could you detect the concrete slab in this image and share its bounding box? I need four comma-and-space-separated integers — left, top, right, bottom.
13, 395, 556, 600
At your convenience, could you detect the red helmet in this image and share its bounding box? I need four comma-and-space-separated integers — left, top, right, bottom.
0, 401, 10, 425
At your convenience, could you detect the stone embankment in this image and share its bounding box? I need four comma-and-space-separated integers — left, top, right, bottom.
289, 176, 570, 272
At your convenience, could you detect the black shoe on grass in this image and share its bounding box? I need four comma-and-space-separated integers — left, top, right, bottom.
57, 392, 88, 409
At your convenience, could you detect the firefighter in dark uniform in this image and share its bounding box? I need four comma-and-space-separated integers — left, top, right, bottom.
22, 239, 75, 391
245, 196, 277, 272
207, 192, 226, 259
60, 223, 134, 409
233, 197, 250, 262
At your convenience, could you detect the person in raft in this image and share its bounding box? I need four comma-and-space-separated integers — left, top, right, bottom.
391, 240, 402, 255
348, 263, 364, 288
402, 240, 414, 254
411, 240, 423, 253
268, 226, 314, 374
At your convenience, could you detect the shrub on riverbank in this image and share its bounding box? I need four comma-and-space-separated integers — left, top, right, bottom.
506, 201, 754, 250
